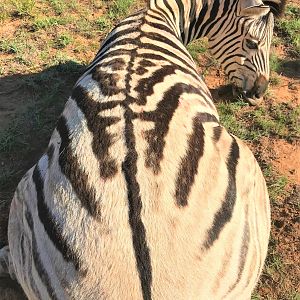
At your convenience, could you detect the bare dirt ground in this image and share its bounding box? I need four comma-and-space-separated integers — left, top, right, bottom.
0, 0, 299, 299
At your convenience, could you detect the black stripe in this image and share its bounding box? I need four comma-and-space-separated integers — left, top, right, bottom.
224, 60, 256, 75
134, 64, 177, 105
213, 126, 223, 142
149, 5, 176, 32
197, 0, 220, 38
92, 65, 125, 96
209, 16, 243, 53
174, 0, 185, 41
57, 115, 102, 219
84, 49, 132, 76
210, 29, 241, 56
194, 2, 209, 39
139, 43, 198, 74
99, 58, 126, 71
163, 0, 176, 25
196, 112, 219, 123
215, 41, 240, 62
210, 1, 237, 41
146, 10, 176, 33
175, 114, 205, 206
71, 86, 121, 178
203, 137, 240, 249
100, 25, 141, 52
33, 164, 82, 271
46, 144, 55, 165
144, 31, 190, 60
100, 38, 139, 56
139, 52, 200, 81
25, 208, 59, 300
219, 52, 244, 66
122, 116, 152, 300
139, 83, 210, 174
143, 19, 180, 39
204, 0, 232, 36
143, 21, 179, 37
20, 235, 26, 267
122, 38, 152, 299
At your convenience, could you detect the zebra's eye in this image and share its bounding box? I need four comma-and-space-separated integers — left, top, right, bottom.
246, 39, 258, 50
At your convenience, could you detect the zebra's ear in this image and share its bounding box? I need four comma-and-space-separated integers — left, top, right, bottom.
238, 0, 270, 17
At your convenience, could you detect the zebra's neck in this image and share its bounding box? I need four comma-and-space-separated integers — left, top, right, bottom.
149, 0, 238, 45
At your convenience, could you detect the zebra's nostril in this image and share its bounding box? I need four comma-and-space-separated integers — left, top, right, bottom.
255, 93, 261, 99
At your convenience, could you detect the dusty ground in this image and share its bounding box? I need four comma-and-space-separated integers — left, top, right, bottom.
0, 0, 299, 299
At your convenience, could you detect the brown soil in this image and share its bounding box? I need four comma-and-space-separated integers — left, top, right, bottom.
0, 20, 21, 39
258, 185, 300, 299
258, 138, 300, 184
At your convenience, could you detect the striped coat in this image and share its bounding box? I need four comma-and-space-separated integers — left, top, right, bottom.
0, 0, 283, 299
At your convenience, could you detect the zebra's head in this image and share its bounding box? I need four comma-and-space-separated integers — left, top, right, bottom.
207, 0, 286, 105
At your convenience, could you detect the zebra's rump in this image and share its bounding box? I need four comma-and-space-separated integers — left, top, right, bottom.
8, 107, 269, 299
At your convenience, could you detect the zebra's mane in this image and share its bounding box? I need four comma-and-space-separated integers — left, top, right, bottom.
263, 0, 286, 17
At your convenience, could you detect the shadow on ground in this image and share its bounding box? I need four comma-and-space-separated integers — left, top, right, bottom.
280, 59, 300, 78
0, 61, 85, 247
0, 61, 85, 299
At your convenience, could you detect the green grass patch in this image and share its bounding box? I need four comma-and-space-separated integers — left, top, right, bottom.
10, 0, 35, 16
276, 5, 300, 56
218, 102, 300, 141
75, 18, 96, 38
32, 16, 68, 30
0, 123, 26, 153
269, 73, 281, 86
271, 35, 283, 47
285, 5, 300, 18
217, 101, 258, 140
0, 40, 19, 54
269, 53, 282, 73
187, 39, 208, 61
47, 0, 66, 15
263, 164, 288, 203
0, 4, 10, 23
96, 15, 112, 31
0, 38, 24, 54
108, 0, 134, 20
0, 169, 23, 191
264, 234, 285, 275
54, 33, 73, 49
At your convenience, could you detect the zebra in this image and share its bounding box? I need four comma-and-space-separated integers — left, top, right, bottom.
0, 0, 285, 299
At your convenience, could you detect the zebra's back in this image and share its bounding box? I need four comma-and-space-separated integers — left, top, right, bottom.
3, 2, 272, 300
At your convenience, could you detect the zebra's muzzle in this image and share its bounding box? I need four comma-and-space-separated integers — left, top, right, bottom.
232, 74, 268, 106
